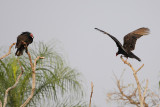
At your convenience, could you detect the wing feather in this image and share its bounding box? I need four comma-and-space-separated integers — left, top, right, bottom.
95, 28, 127, 53
123, 27, 150, 52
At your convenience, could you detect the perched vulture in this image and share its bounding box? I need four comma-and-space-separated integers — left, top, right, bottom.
15, 32, 34, 56
95, 27, 150, 61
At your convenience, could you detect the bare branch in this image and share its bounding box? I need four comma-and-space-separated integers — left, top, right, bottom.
3, 46, 24, 107
116, 76, 140, 106
18, 58, 25, 73
120, 56, 136, 72
3, 68, 23, 107
120, 56, 144, 107
107, 73, 150, 107
34, 56, 45, 70
0, 100, 2, 107
25, 46, 34, 71
89, 82, 94, 107
0, 43, 16, 60
20, 53, 44, 107
142, 80, 148, 105
136, 64, 144, 73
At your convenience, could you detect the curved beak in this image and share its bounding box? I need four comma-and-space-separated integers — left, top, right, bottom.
30, 34, 34, 38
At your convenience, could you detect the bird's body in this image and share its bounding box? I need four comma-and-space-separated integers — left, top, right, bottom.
15, 32, 34, 56
95, 27, 150, 61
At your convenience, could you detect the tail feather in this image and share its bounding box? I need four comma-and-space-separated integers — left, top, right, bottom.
130, 52, 141, 61
134, 56, 141, 62
15, 48, 24, 56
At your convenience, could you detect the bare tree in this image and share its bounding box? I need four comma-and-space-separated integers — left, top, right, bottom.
107, 56, 160, 107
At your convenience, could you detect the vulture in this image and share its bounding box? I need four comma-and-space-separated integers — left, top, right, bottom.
15, 32, 34, 56
95, 27, 150, 61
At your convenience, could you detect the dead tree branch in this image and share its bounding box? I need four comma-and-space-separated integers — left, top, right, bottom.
107, 72, 160, 106
0, 100, 2, 107
20, 50, 44, 107
3, 59, 24, 107
136, 64, 144, 73
0, 43, 16, 60
0, 43, 24, 107
117, 78, 140, 106
3, 71, 23, 107
120, 56, 145, 107
142, 80, 148, 106
107, 73, 150, 107
89, 82, 94, 107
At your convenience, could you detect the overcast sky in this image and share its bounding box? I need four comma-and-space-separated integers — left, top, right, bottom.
0, 0, 160, 106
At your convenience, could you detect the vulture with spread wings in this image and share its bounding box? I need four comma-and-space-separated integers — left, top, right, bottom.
95, 27, 150, 61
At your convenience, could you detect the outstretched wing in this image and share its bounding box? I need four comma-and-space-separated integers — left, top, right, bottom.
123, 27, 150, 52
95, 28, 127, 53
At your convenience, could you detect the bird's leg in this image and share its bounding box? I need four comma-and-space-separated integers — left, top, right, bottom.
121, 55, 128, 64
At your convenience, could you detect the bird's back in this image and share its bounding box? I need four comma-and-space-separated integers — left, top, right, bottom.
16, 34, 33, 48
123, 27, 150, 52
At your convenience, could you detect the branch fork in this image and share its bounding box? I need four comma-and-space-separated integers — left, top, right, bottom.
0, 43, 44, 107
120, 56, 148, 107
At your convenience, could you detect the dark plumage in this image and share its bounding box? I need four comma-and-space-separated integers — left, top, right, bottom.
15, 32, 34, 56
95, 27, 150, 61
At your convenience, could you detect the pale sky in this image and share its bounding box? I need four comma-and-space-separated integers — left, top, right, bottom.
0, 0, 160, 106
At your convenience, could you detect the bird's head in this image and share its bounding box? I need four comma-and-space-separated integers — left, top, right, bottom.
30, 33, 34, 39
22, 32, 34, 39
116, 52, 119, 56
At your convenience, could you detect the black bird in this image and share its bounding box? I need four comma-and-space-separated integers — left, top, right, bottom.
95, 27, 150, 61
15, 32, 34, 56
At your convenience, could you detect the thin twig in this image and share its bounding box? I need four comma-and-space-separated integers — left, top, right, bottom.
120, 56, 144, 107
25, 47, 34, 71
17, 58, 25, 73
133, 74, 143, 107
109, 73, 149, 107
116, 79, 140, 106
0, 43, 16, 60
0, 100, 2, 107
3, 44, 24, 107
20, 55, 44, 107
136, 64, 144, 73
113, 74, 139, 106
142, 80, 148, 105
89, 82, 94, 107
3, 70, 23, 107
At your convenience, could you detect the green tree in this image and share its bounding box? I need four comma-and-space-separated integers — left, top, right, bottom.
0, 42, 86, 107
